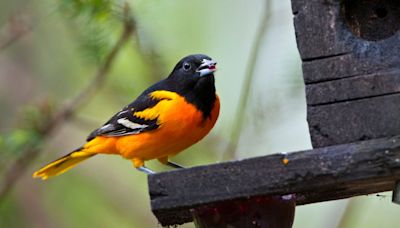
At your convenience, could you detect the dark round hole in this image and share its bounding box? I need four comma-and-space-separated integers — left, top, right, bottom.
341, 0, 400, 41
375, 7, 388, 18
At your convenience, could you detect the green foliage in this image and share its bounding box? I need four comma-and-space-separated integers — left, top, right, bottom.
2, 129, 37, 154
0, 105, 46, 169
55, 0, 128, 64
20, 102, 54, 132
58, 0, 114, 19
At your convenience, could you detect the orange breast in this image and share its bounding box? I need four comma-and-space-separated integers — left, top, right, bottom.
113, 94, 220, 161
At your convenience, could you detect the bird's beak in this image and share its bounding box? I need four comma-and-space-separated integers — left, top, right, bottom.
196, 59, 217, 77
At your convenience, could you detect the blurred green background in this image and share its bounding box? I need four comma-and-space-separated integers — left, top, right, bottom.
0, 0, 399, 227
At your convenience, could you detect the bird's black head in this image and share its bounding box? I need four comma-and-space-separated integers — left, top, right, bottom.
168, 54, 217, 81
167, 54, 217, 119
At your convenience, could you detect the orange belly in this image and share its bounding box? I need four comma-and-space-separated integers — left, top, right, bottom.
84, 94, 220, 163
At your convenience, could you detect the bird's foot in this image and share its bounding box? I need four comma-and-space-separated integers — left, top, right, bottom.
137, 166, 156, 174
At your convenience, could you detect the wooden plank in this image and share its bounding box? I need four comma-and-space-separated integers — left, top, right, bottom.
292, 0, 349, 60
306, 70, 400, 105
308, 93, 400, 147
302, 54, 400, 84
149, 135, 400, 226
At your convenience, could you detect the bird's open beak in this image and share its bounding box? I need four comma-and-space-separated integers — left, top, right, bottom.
196, 59, 217, 77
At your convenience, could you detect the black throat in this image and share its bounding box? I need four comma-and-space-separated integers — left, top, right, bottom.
174, 75, 216, 120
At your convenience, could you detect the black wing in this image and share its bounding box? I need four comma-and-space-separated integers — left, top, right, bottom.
86, 80, 171, 141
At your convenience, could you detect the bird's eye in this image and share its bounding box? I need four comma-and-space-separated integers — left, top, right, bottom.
183, 62, 191, 71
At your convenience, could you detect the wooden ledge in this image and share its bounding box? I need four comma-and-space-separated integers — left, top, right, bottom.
148, 135, 400, 226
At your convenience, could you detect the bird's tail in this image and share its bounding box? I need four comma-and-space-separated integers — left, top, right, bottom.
33, 147, 96, 180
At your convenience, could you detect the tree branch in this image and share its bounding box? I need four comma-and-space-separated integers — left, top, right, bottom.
0, 3, 135, 201
0, 13, 34, 51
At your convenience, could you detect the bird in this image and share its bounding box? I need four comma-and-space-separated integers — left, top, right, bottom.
33, 54, 220, 180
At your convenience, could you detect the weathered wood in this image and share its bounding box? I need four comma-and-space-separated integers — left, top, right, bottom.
306, 70, 400, 106
293, 0, 400, 147
341, 0, 400, 41
308, 93, 400, 147
292, 0, 348, 60
149, 135, 400, 226
302, 54, 400, 84
293, 0, 400, 64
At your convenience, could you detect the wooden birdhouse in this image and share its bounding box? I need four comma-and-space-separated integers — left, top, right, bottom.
293, 0, 400, 148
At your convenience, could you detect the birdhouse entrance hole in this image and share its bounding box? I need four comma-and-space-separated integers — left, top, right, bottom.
341, 0, 400, 41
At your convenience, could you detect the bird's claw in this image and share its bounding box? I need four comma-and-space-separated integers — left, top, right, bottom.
137, 166, 156, 174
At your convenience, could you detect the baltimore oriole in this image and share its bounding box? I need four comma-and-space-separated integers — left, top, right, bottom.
33, 54, 219, 180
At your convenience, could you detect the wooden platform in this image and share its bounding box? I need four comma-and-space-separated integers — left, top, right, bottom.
149, 135, 400, 226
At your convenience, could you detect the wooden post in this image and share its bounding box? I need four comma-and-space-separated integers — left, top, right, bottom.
147, 0, 400, 226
